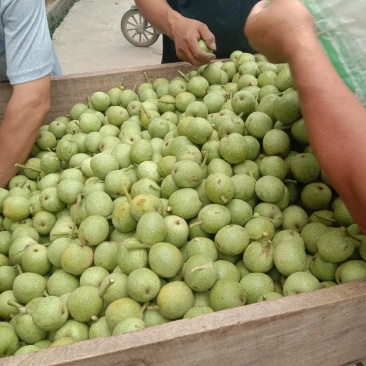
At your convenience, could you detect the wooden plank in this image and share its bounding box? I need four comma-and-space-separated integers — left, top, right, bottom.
0, 62, 196, 124
2, 280, 366, 366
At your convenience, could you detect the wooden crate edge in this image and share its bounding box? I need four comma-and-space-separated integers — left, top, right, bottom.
2, 280, 366, 366
0, 61, 196, 123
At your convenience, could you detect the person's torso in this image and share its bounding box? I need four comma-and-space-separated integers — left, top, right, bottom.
163, 0, 258, 63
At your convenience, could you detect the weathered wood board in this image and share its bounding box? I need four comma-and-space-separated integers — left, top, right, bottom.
2, 281, 366, 366
0, 62, 196, 124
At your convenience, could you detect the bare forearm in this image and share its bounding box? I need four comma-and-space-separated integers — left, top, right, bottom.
244, 0, 366, 230
134, 0, 182, 39
135, 0, 215, 65
288, 39, 366, 230
0, 102, 45, 187
0, 78, 50, 188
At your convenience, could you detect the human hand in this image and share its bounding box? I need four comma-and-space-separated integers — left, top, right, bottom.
170, 16, 216, 66
244, 0, 317, 63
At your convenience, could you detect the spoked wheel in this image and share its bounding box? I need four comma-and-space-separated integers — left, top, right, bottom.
121, 9, 160, 47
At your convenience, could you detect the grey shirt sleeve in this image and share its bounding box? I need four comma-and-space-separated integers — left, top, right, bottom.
0, 0, 62, 85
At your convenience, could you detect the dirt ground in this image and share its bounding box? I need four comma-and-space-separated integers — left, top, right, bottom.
46, 0, 57, 10
50, 0, 163, 75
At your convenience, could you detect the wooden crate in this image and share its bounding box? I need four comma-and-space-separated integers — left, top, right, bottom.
0, 62, 197, 123
1, 281, 366, 366
1, 63, 366, 366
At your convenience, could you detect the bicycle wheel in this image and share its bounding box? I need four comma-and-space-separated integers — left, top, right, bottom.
121, 9, 160, 47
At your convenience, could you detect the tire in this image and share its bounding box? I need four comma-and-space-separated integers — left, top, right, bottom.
121, 9, 160, 47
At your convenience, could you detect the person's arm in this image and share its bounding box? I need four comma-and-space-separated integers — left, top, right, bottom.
135, 0, 216, 65
245, 0, 366, 233
0, 76, 51, 188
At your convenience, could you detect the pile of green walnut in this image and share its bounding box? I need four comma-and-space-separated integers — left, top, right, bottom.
1, 51, 366, 358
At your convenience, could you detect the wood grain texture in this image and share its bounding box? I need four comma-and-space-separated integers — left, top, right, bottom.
2, 281, 366, 366
0, 62, 196, 124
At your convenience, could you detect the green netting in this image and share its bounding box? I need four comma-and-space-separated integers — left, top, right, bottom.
265, 0, 366, 105
304, 0, 366, 105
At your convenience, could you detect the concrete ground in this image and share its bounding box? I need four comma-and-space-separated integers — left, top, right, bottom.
49, 0, 163, 75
